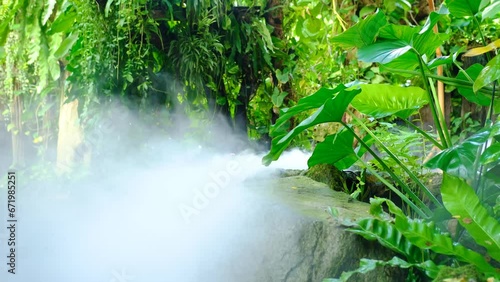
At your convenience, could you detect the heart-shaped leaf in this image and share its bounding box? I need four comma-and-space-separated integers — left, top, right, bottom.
331, 10, 387, 49
358, 40, 412, 64
351, 84, 429, 119
307, 128, 373, 169
445, 0, 481, 17
263, 86, 361, 165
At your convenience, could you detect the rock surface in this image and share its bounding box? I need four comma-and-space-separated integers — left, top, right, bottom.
209, 174, 407, 282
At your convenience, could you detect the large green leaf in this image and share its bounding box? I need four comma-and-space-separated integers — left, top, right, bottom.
425, 127, 490, 180
331, 10, 387, 49
47, 8, 77, 34
377, 17, 447, 58
481, 143, 500, 166
482, 1, 500, 20
348, 218, 423, 262
53, 33, 79, 59
426, 122, 500, 180
378, 24, 416, 41
445, 0, 481, 17
380, 51, 420, 72
371, 198, 498, 275
455, 64, 491, 106
42, 0, 57, 26
263, 86, 361, 165
307, 128, 356, 168
307, 127, 373, 169
271, 85, 349, 133
420, 12, 447, 35
358, 18, 447, 66
324, 257, 441, 282
350, 84, 429, 119
412, 30, 449, 58
474, 54, 500, 93
358, 40, 412, 64
441, 173, 500, 262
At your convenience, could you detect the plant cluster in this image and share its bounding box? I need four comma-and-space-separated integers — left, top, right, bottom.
264, 0, 500, 280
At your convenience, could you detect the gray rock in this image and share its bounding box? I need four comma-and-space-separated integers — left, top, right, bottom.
208, 175, 407, 282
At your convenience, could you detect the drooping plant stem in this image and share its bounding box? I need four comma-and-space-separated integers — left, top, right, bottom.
341, 122, 431, 218
487, 81, 497, 123
416, 54, 451, 148
346, 110, 442, 210
402, 119, 443, 150
383, 67, 499, 96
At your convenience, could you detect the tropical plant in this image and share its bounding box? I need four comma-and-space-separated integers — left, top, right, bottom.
263, 0, 500, 279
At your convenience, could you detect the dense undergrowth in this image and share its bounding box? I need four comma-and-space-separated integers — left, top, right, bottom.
264, 0, 500, 281
1, 0, 500, 281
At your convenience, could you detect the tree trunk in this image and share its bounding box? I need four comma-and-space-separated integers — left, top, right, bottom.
56, 70, 85, 174
10, 91, 25, 168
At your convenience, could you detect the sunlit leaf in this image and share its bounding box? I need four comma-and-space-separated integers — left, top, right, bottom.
53, 33, 79, 59
441, 174, 500, 262
464, 39, 500, 57
271, 84, 350, 132
42, 0, 56, 26
480, 143, 500, 166
307, 127, 372, 169
331, 10, 387, 49
263, 86, 361, 165
358, 40, 412, 64
474, 54, 500, 93
482, 1, 500, 20
445, 0, 481, 17
351, 84, 429, 119
47, 9, 77, 34
105, 0, 115, 17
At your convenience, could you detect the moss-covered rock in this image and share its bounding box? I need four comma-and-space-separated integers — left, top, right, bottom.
305, 163, 346, 191
433, 265, 485, 282
234, 175, 407, 282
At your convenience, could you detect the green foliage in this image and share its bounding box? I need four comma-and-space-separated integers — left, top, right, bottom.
307, 127, 371, 170
330, 198, 499, 280
264, 1, 500, 280
474, 54, 500, 93
427, 121, 500, 182
455, 64, 492, 106
331, 11, 387, 49
324, 257, 441, 282
351, 84, 429, 119
440, 174, 500, 262
445, 0, 481, 18
263, 85, 361, 165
